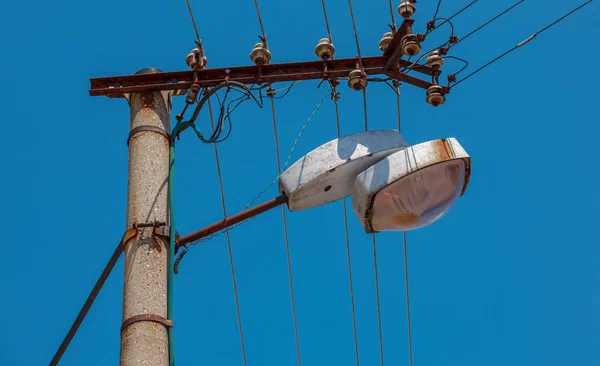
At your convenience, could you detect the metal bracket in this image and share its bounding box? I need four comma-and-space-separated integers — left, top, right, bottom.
127, 126, 171, 146
121, 314, 173, 333
122, 226, 139, 248
124, 221, 174, 252
151, 222, 173, 252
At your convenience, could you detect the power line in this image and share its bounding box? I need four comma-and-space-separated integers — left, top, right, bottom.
320, 0, 333, 42
406, 0, 524, 76
434, 17, 455, 36
333, 85, 361, 366
537, 0, 594, 35
433, 0, 443, 20
449, 0, 525, 50
426, 0, 478, 36
270, 96, 302, 366
388, 0, 397, 33
444, 56, 469, 80
403, 233, 413, 366
372, 234, 385, 366
405, 0, 524, 77
252, 0, 268, 44
362, 89, 368, 131
346, 0, 364, 70
184, 0, 206, 56
452, 0, 595, 88
207, 99, 248, 366
185, 0, 201, 43
362, 88, 385, 366
183, 86, 330, 248
394, 81, 401, 131
392, 83, 413, 366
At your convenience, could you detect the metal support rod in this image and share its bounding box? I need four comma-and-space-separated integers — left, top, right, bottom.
121, 68, 171, 366
49, 230, 133, 366
177, 194, 288, 248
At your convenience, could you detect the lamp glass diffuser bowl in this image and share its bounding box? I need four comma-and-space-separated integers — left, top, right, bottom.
352, 138, 471, 233
370, 159, 465, 231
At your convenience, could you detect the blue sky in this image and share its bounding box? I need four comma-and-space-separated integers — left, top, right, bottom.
1, 0, 599, 365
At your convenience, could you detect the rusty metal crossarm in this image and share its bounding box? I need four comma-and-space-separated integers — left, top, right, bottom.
384, 19, 442, 84
384, 19, 415, 63
89, 56, 437, 97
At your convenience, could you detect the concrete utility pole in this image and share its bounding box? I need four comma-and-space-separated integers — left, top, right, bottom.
121, 68, 172, 366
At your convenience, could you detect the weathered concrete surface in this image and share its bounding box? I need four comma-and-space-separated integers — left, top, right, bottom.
121, 88, 171, 366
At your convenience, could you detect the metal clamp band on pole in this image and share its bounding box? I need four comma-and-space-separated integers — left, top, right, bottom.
127, 126, 171, 146
121, 314, 174, 333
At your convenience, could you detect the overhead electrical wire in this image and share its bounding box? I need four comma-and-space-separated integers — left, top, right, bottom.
404, 0, 525, 76
346, 0, 365, 70
320, 0, 333, 42
269, 93, 302, 366
185, 0, 206, 56
402, 233, 413, 366
207, 99, 248, 366
273, 80, 302, 99
393, 82, 400, 131
390, 79, 414, 366
449, 0, 525, 50
433, 17, 455, 37
391, 80, 413, 366
372, 234, 385, 366
401, 44, 446, 75
426, 0, 478, 36
185, 0, 200, 43
252, 0, 268, 45
181, 85, 330, 248
443, 56, 470, 82
452, 0, 595, 88
388, 0, 397, 33
331, 83, 361, 366
433, 0, 443, 20
174, 81, 262, 144
361, 88, 385, 366
362, 90, 369, 131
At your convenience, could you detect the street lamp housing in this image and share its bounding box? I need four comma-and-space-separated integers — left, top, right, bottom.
352, 138, 471, 232
279, 130, 408, 211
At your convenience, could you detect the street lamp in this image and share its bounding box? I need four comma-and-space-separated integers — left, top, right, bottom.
280, 132, 471, 230
279, 130, 409, 211
352, 137, 471, 232
177, 131, 471, 247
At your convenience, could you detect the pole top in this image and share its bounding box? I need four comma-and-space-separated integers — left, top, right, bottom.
135, 68, 164, 75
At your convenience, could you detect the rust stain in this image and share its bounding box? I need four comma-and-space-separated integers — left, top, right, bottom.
122, 227, 139, 249
141, 92, 155, 107
433, 139, 451, 160
392, 213, 420, 226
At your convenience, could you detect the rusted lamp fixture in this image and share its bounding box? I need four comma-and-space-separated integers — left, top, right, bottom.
177, 132, 471, 247
352, 138, 471, 232
279, 130, 408, 211
279, 132, 471, 232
